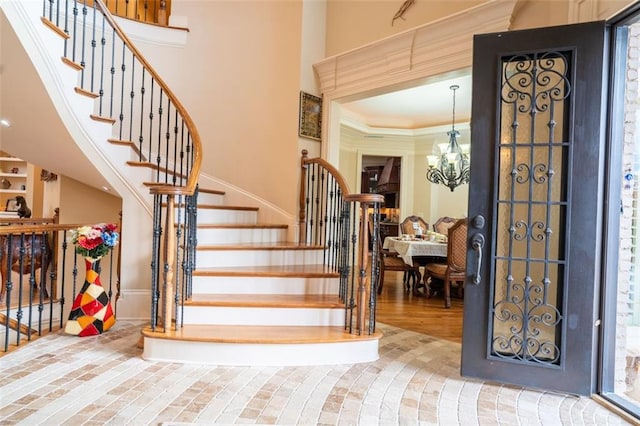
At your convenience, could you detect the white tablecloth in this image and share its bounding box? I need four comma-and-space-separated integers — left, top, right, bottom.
383, 237, 447, 266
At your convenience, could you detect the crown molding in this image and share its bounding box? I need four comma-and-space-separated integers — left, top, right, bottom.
341, 116, 470, 138
314, 0, 516, 101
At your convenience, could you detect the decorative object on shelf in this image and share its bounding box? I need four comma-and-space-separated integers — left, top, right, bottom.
10, 167, 18, 174
5, 198, 18, 212
1, 178, 10, 189
65, 223, 119, 337
15, 196, 31, 218
426, 85, 470, 192
40, 169, 58, 182
299, 91, 322, 141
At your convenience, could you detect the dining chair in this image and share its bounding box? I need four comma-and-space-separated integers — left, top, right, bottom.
433, 216, 457, 235
422, 218, 468, 308
371, 220, 421, 294
399, 215, 429, 237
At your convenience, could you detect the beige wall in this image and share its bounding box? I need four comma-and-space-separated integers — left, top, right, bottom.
326, 0, 638, 57
325, 0, 479, 56
135, 0, 304, 218
299, 0, 327, 160
59, 176, 121, 225
28, 165, 43, 217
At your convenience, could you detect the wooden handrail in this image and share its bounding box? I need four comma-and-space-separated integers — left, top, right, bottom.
300, 149, 351, 195
93, 0, 201, 195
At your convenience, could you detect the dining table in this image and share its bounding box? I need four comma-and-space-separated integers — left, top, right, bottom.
383, 236, 448, 296
382, 236, 447, 266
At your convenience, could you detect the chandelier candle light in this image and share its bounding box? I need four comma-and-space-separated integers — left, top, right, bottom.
426, 84, 470, 192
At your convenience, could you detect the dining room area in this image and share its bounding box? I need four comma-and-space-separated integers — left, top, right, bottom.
375, 255, 464, 344
373, 213, 467, 343
344, 130, 470, 341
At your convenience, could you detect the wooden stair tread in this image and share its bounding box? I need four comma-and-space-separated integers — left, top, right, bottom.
196, 241, 323, 250
197, 223, 288, 229
142, 325, 381, 344
90, 114, 116, 124
199, 188, 226, 196
196, 204, 259, 211
193, 264, 338, 277
0, 313, 37, 336
108, 138, 148, 161
187, 293, 343, 308
127, 161, 188, 179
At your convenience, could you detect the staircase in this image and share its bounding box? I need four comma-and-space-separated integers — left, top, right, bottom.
3, 0, 382, 366
141, 190, 380, 365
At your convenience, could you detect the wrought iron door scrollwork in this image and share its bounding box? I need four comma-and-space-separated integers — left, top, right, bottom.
491, 51, 570, 367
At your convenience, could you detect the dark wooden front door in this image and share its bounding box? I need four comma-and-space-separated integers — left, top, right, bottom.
461, 21, 608, 395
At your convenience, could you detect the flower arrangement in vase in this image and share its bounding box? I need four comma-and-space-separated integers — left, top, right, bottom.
71, 223, 119, 260
65, 223, 119, 336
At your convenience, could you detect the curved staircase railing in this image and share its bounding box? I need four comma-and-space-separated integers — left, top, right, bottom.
299, 150, 383, 335
41, 0, 202, 334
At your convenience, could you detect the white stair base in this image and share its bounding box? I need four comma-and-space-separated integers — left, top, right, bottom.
195, 249, 325, 267
143, 337, 380, 366
197, 227, 287, 244
196, 209, 258, 224
196, 192, 226, 205
182, 306, 345, 326
191, 276, 340, 295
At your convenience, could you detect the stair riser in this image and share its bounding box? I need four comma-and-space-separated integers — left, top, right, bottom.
192, 276, 340, 295
143, 338, 379, 366
195, 249, 325, 267
182, 306, 345, 326
195, 209, 258, 224
197, 192, 225, 205
197, 228, 287, 244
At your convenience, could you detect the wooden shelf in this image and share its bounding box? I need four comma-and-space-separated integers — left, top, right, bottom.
0, 153, 29, 211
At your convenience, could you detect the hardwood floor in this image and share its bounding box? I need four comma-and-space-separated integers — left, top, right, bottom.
375, 270, 464, 343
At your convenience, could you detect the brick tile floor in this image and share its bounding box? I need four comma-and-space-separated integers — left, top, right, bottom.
0, 321, 633, 425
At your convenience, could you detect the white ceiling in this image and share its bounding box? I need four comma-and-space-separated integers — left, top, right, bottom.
340, 74, 472, 131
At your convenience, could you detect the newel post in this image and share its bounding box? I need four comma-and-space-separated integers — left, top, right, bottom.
346, 193, 383, 334
150, 186, 180, 333
299, 150, 309, 244
162, 194, 176, 332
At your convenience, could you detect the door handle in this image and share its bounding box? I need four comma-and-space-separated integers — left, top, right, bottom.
471, 233, 485, 285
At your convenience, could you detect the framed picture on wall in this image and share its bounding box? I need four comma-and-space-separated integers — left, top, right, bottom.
298, 91, 322, 141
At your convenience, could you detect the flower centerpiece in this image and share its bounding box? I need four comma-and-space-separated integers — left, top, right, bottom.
71, 223, 119, 261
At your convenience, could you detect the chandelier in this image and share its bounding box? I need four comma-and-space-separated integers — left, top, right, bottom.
426, 84, 470, 192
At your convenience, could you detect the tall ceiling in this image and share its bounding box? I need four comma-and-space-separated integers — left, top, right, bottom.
0, 11, 113, 193
340, 74, 473, 131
